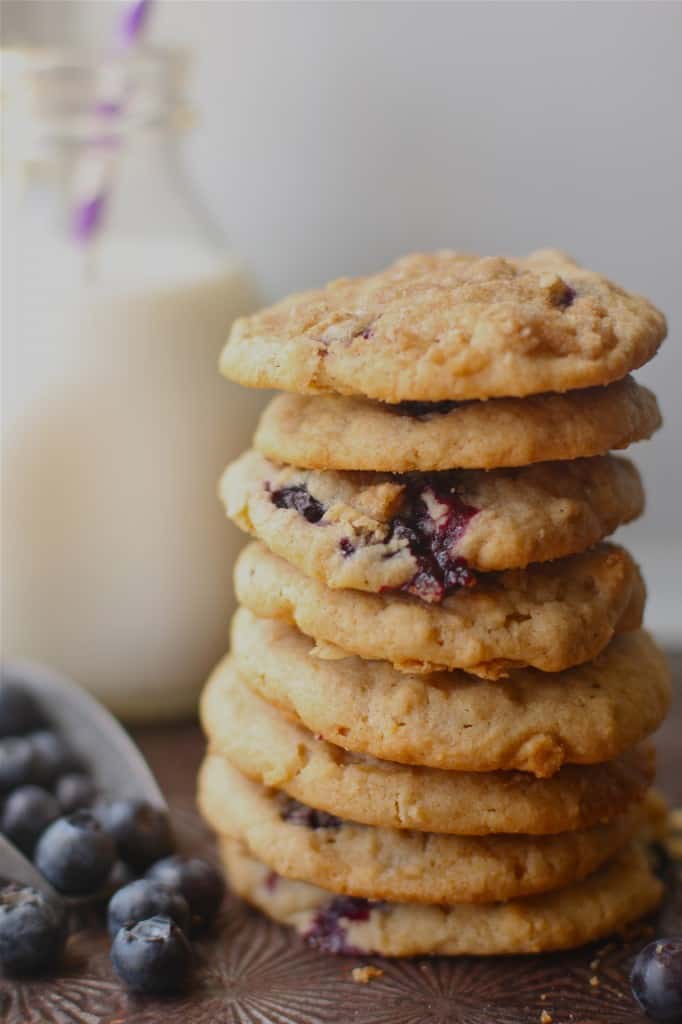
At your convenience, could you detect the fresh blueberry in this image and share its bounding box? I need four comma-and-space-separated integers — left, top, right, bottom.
55, 773, 97, 814
0, 678, 46, 737
0, 884, 65, 974
28, 730, 81, 787
146, 856, 225, 928
34, 810, 116, 894
98, 800, 174, 871
107, 879, 190, 938
111, 914, 191, 994
1, 785, 61, 856
0, 737, 37, 793
631, 938, 682, 1022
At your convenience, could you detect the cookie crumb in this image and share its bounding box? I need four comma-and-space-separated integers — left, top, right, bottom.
352, 965, 384, 984
540, 1011, 553, 1024
589, 976, 600, 988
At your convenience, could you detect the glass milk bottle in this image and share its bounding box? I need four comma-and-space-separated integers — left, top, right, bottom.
2, 48, 263, 719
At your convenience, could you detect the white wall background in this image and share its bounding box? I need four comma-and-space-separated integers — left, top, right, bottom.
5, 0, 681, 636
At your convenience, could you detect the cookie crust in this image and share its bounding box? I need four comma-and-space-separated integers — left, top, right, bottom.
222, 451, 643, 587
220, 250, 666, 402
234, 542, 645, 677
221, 839, 662, 956
200, 660, 655, 833
254, 378, 661, 472
231, 611, 670, 776
199, 756, 638, 904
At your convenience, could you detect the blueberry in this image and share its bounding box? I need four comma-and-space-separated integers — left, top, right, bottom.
391, 400, 460, 419
55, 773, 96, 814
280, 797, 341, 829
270, 484, 326, 523
1, 785, 61, 856
146, 856, 225, 928
28, 730, 81, 787
107, 879, 190, 938
387, 477, 479, 603
34, 810, 116, 894
0, 737, 37, 793
111, 914, 191, 994
631, 938, 682, 1022
0, 678, 46, 737
98, 800, 174, 871
305, 895, 374, 954
0, 884, 65, 974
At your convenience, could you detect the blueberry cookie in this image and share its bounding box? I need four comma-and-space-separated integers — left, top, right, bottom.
220, 250, 666, 402
234, 542, 644, 677
222, 451, 643, 594
220, 839, 662, 956
254, 377, 661, 472
231, 611, 670, 777
200, 660, 655, 834
198, 757, 638, 904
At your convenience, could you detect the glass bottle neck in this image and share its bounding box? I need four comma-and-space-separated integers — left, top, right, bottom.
3, 46, 226, 284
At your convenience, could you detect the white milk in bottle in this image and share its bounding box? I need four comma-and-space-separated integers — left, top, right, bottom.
2, 49, 263, 718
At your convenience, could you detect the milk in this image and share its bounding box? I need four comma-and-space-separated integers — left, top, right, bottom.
2, 238, 262, 719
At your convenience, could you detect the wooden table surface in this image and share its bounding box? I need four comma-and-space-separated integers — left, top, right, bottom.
1, 655, 680, 1024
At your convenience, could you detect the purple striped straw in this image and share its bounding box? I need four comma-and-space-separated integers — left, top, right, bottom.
118, 0, 152, 50
72, 0, 153, 244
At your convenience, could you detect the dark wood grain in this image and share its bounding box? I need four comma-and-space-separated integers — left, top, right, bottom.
1, 654, 680, 1024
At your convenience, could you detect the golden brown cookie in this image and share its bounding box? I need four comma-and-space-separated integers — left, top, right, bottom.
234, 542, 645, 677
199, 755, 639, 904
222, 451, 643, 592
220, 250, 666, 401
231, 611, 670, 776
254, 378, 661, 472
221, 839, 662, 956
200, 659, 656, 832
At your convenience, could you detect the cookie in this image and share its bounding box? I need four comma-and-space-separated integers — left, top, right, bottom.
220, 250, 666, 402
254, 377, 662, 472
200, 660, 655, 833
199, 756, 639, 904
221, 839, 662, 956
222, 452, 643, 592
231, 611, 670, 777
234, 542, 644, 677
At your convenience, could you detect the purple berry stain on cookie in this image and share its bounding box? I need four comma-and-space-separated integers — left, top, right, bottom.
271, 484, 326, 524
388, 477, 479, 603
555, 282, 576, 308
271, 475, 477, 604
305, 895, 374, 955
280, 797, 342, 830
390, 400, 461, 419
263, 870, 279, 893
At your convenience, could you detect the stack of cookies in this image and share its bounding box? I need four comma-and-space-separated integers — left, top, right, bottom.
199, 249, 671, 957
